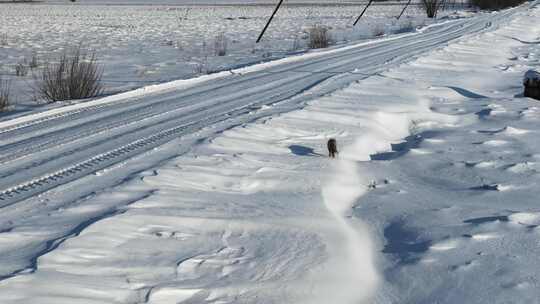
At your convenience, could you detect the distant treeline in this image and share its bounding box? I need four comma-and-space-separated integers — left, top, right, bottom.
469, 0, 527, 9
0, 0, 526, 9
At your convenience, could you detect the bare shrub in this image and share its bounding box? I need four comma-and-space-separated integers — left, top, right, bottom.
422, 0, 444, 18
29, 52, 39, 70
469, 0, 525, 9
35, 47, 103, 103
308, 25, 329, 49
0, 33, 7, 46
0, 78, 10, 112
15, 61, 28, 77
193, 62, 206, 75
214, 32, 227, 57
194, 40, 210, 74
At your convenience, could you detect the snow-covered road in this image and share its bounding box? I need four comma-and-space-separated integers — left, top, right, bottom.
1, 1, 539, 303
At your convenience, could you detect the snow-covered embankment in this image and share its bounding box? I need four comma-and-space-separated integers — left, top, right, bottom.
0, 69, 459, 304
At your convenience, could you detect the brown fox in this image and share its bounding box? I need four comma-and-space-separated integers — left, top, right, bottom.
327, 138, 338, 158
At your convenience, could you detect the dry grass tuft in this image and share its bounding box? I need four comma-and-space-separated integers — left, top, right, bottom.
35, 46, 103, 103
0, 78, 11, 112
308, 25, 329, 49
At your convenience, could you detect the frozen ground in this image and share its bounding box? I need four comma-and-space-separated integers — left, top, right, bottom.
0, 1, 540, 303
0, 1, 471, 112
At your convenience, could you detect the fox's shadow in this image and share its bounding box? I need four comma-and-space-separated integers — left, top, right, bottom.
289, 145, 325, 157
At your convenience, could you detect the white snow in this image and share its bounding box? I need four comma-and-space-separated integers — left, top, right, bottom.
1, 1, 540, 303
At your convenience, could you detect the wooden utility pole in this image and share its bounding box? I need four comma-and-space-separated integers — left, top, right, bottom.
257, 0, 285, 43
353, 0, 375, 26
397, 0, 413, 19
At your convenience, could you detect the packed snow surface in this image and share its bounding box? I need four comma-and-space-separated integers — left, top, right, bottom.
1, 1, 540, 303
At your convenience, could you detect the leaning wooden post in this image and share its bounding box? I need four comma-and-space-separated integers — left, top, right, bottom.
354, 0, 374, 26
397, 0, 413, 20
524, 70, 540, 100
257, 0, 285, 43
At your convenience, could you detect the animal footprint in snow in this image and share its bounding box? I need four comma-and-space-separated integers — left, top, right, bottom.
154, 231, 195, 240
367, 179, 390, 190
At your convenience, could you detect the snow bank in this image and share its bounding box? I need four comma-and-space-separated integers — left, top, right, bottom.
0, 54, 460, 303
351, 3, 540, 303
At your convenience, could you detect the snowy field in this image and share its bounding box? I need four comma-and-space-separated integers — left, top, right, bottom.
0, 1, 471, 112
0, 1, 539, 303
